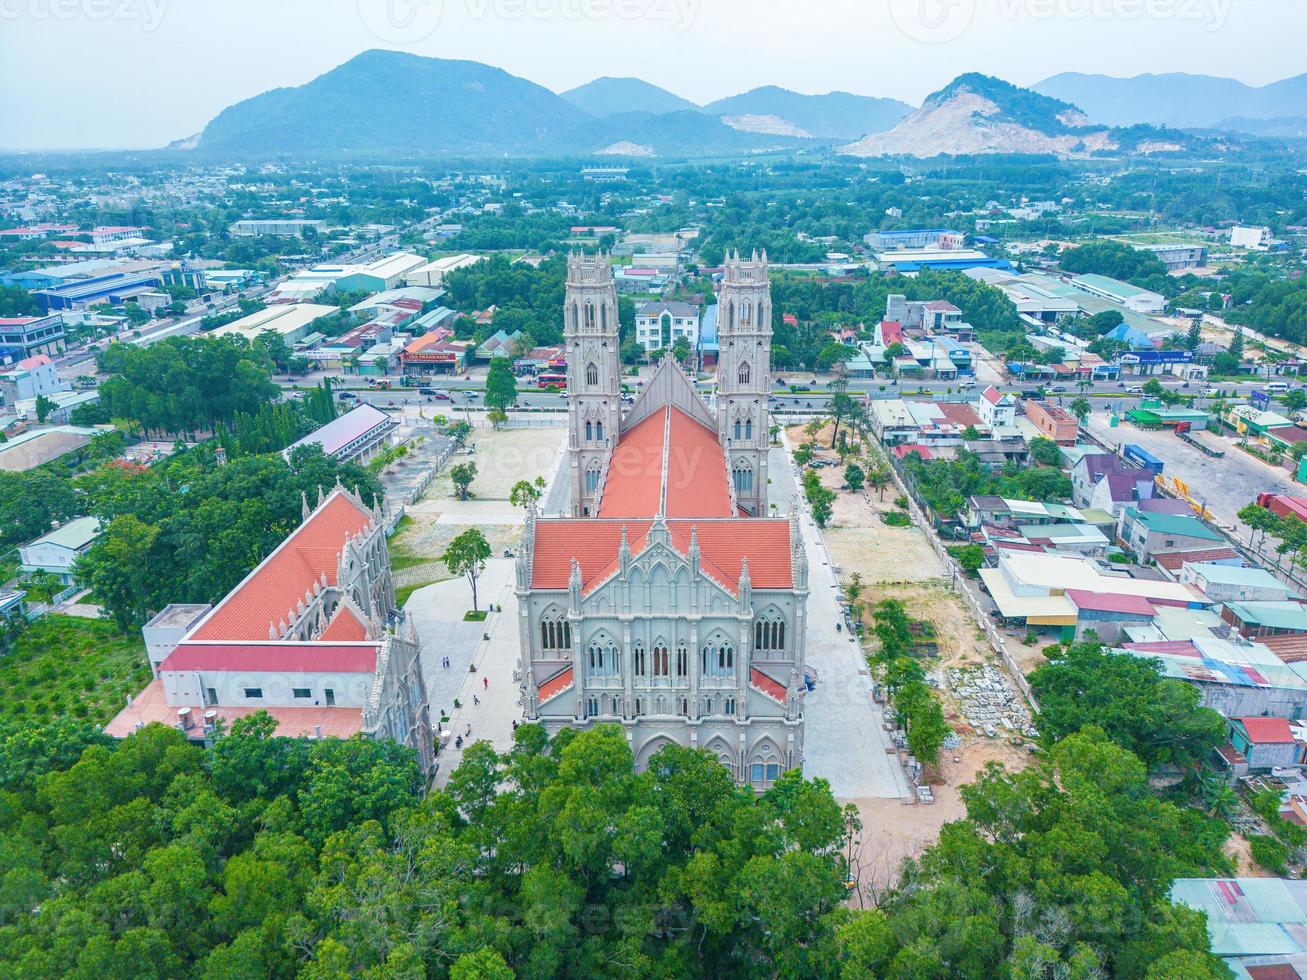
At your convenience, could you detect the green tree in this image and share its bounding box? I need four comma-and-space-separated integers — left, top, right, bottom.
1029, 639, 1226, 768
445, 420, 472, 446
1028, 436, 1062, 466
74, 514, 160, 630
484, 357, 518, 412
509, 477, 545, 511
844, 463, 865, 491
442, 527, 491, 612
449, 461, 477, 500
1070, 396, 1092, 424
34, 394, 56, 424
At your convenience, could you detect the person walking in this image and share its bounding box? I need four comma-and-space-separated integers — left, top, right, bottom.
482, 676, 489, 690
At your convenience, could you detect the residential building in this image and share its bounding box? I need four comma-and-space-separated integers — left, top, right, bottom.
635, 300, 700, 353
401, 332, 471, 375
1120, 638, 1307, 719
1222, 601, 1307, 640
1119, 507, 1224, 563
1229, 717, 1302, 771
517, 252, 807, 790
977, 386, 1017, 431
963, 437, 1031, 471
1070, 453, 1155, 512
282, 405, 397, 465
19, 516, 101, 584
1024, 400, 1078, 445
0, 354, 64, 405
979, 550, 1206, 639
106, 487, 434, 773
1137, 242, 1207, 271
1179, 562, 1296, 604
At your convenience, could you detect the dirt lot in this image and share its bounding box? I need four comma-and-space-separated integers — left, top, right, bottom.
788, 423, 1034, 897
426, 424, 564, 502
390, 424, 565, 590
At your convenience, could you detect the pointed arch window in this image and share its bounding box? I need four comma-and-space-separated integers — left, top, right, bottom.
585, 420, 593, 441
676, 641, 688, 677
585, 466, 600, 493
754, 615, 785, 652
737, 361, 751, 385
733, 464, 753, 494
702, 641, 734, 677
571, 302, 580, 331
587, 640, 618, 678
728, 301, 735, 329
758, 302, 767, 326
584, 302, 596, 330
652, 644, 669, 677
595, 421, 603, 441
741, 299, 752, 326
586, 362, 599, 386
600, 303, 608, 330
634, 641, 646, 677
540, 614, 571, 651
745, 419, 753, 439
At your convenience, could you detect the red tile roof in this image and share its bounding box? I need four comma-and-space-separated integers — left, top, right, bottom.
982, 385, 1005, 405
665, 408, 733, 517
751, 667, 786, 703
892, 443, 932, 460
161, 642, 378, 674
935, 402, 982, 427
538, 666, 573, 703
1154, 548, 1239, 571
190, 491, 374, 641
1234, 716, 1296, 744
320, 605, 369, 641
599, 406, 733, 519
598, 410, 667, 518
529, 518, 793, 595
1066, 589, 1157, 616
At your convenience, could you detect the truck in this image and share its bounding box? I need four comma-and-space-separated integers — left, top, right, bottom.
1257, 493, 1307, 524
1122, 443, 1164, 476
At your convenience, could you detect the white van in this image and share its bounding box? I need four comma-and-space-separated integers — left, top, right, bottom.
1266, 381, 1290, 393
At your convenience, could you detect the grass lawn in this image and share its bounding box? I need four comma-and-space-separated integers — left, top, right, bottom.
396, 580, 437, 607
0, 615, 150, 727
463, 610, 488, 622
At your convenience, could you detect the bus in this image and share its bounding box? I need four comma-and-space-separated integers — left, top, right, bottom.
536, 373, 567, 391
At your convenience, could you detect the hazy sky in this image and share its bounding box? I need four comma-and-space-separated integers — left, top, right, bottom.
2, 0, 1305, 150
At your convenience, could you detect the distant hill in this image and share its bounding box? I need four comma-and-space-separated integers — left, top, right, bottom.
1214, 116, 1307, 138
190, 49, 588, 157
841, 73, 1191, 159
1033, 71, 1307, 129
561, 76, 700, 117
703, 86, 911, 140
571, 110, 818, 157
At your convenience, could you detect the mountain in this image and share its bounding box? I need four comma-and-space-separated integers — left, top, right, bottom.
570, 110, 817, 157
703, 86, 911, 140
561, 76, 700, 117
1214, 116, 1307, 139
840, 73, 1189, 159
190, 49, 588, 157
1033, 71, 1307, 129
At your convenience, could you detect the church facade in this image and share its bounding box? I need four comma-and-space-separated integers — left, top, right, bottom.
516, 252, 808, 789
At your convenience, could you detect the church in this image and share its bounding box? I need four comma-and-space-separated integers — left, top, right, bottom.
514, 252, 809, 789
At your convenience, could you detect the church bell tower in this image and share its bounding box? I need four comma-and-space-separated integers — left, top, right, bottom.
716, 250, 771, 515
564, 253, 622, 517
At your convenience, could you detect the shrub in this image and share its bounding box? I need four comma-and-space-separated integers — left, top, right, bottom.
1250, 834, 1290, 875
882, 511, 911, 527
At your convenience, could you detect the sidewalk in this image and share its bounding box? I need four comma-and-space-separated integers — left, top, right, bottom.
410, 560, 524, 787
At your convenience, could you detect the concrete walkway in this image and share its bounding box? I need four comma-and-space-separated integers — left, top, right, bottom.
404, 558, 525, 786
780, 437, 912, 800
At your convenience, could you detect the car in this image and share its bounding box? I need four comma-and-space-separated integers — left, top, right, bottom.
338, 391, 358, 401
465, 391, 479, 399
1265, 381, 1290, 393
1126, 385, 1144, 394
417, 387, 436, 396
1049, 384, 1067, 393
621, 392, 636, 403
959, 379, 978, 389
431, 391, 453, 401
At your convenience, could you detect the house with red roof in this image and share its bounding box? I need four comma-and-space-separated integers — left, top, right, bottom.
1229, 716, 1303, 771
516, 253, 807, 791
106, 486, 434, 773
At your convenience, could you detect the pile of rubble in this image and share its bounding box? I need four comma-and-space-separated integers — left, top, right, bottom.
947, 663, 1038, 740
